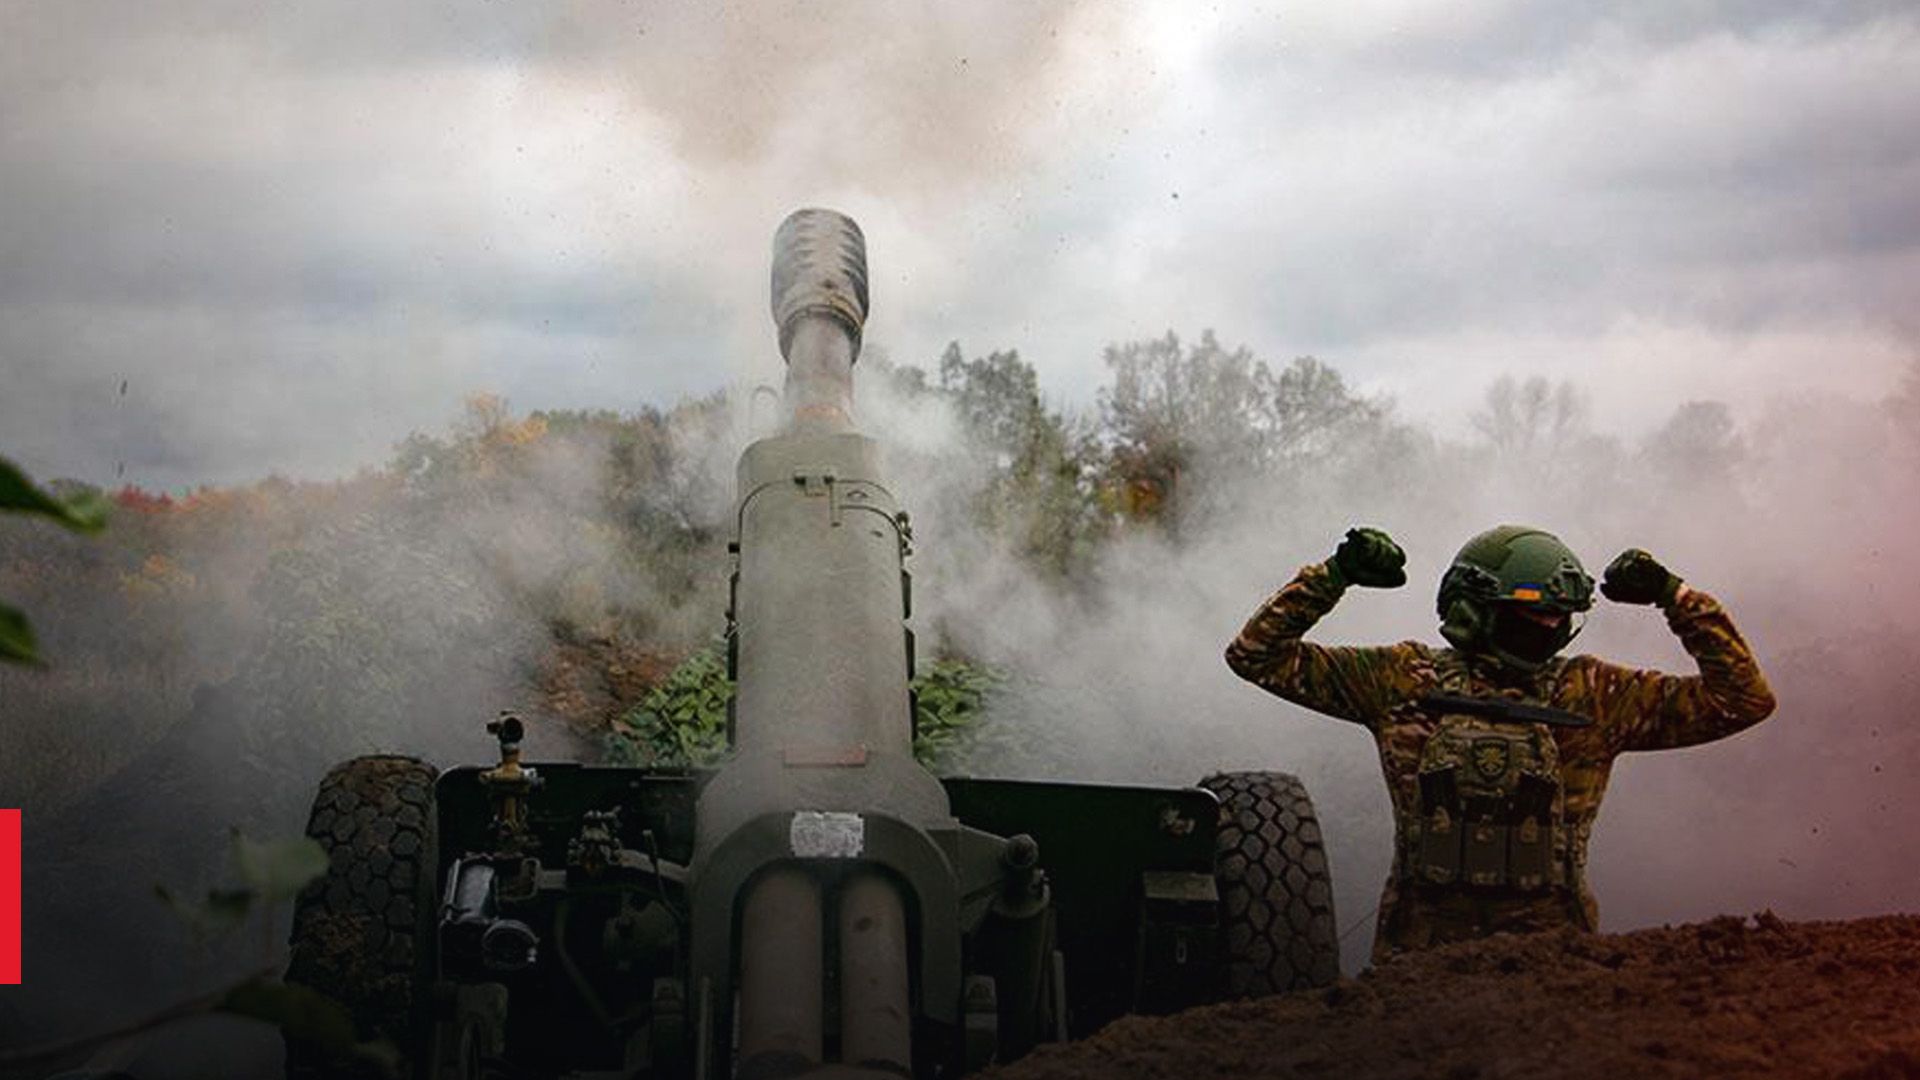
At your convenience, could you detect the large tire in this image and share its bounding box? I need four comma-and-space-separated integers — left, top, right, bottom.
1199, 771, 1340, 995
285, 755, 439, 1079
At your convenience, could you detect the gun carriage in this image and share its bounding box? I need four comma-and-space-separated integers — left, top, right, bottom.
286, 210, 1339, 1080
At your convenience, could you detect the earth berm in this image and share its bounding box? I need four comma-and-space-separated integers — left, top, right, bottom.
988, 913, 1920, 1080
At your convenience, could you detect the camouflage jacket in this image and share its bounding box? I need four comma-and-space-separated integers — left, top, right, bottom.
1225, 561, 1777, 955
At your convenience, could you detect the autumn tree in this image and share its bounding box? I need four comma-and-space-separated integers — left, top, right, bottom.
1270, 355, 1389, 464
1096, 331, 1392, 534
934, 342, 1103, 576
1097, 331, 1270, 530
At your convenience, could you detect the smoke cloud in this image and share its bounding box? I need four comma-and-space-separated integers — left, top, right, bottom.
3, 2, 1915, 488
2, 0, 1918, 1064
863, 351, 1920, 971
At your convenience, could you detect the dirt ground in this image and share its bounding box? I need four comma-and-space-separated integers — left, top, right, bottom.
531, 633, 678, 735
992, 913, 1920, 1080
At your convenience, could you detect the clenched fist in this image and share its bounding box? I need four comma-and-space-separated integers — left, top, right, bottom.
1600, 549, 1682, 606
1329, 527, 1407, 589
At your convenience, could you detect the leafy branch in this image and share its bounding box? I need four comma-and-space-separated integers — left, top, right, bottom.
0, 456, 107, 664
0, 831, 396, 1075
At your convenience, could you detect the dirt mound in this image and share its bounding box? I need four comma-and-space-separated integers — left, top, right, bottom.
993, 913, 1920, 1080
532, 632, 679, 736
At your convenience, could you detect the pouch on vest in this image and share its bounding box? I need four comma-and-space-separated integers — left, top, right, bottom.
1412, 713, 1566, 892
1416, 766, 1461, 884
1508, 773, 1557, 889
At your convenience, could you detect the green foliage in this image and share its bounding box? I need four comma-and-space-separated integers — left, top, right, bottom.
1098, 332, 1390, 532
121, 832, 397, 1080
167, 833, 400, 1068
0, 607, 34, 668
6, 830, 396, 1077
606, 645, 733, 767
156, 829, 329, 939
926, 342, 1108, 576
0, 455, 106, 664
604, 646, 1008, 773
234, 829, 332, 901
220, 978, 400, 1076
154, 883, 257, 939
910, 657, 1007, 773
939, 342, 1049, 452
0, 456, 108, 533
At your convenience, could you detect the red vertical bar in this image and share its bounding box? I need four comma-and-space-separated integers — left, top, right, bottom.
0, 809, 19, 984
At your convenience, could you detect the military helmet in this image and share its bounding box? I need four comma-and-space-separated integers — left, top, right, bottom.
1437, 525, 1594, 671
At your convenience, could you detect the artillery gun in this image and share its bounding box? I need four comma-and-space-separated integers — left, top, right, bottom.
284, 210, 1339, 1079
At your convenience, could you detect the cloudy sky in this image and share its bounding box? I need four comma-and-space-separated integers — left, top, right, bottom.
3, 0, 1916, 489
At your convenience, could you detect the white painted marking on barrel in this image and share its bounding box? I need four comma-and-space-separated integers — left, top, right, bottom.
791, 811, 864, 858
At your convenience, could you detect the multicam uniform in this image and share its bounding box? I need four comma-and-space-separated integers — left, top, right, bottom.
1226, 561, 1777, 961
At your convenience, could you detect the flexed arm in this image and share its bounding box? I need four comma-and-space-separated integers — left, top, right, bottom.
1585, 550, 1778, 753
1226, 528, 1418, 728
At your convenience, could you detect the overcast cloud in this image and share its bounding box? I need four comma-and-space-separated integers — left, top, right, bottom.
2, 0, 1916, 488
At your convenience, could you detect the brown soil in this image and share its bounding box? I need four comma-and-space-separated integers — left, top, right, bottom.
992, 913, 1920, 1080
530, 633, 679, 735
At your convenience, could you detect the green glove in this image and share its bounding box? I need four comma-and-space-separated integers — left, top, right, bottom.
1600, 549, 1682, 606
1329, 527, 1407, 589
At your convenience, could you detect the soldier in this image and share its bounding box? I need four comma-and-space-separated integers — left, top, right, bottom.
1226, 525, 1776, 961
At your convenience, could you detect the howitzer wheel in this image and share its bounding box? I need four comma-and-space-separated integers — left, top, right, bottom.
1199, 771, 1340, 995
285, 755, 440, 1079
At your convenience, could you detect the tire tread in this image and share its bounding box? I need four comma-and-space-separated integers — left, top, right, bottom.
1200, 770, 1340, 995
285, 755, 439, 1079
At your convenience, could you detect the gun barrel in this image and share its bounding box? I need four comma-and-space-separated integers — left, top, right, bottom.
726, 208, 914, 761
689, 209, 963, 1078
771, 208, 869, 433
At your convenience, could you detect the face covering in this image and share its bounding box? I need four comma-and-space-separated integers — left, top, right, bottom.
1488, 603, 1573, 667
